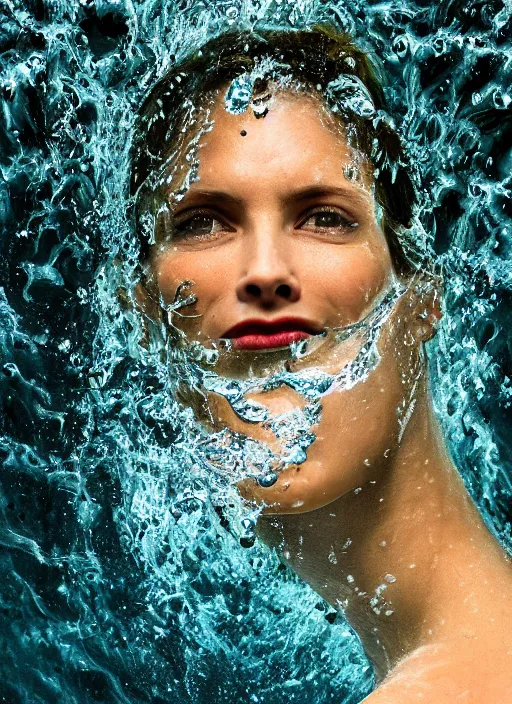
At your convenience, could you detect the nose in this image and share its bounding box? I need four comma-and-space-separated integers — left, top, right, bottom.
236, 229, 301, 307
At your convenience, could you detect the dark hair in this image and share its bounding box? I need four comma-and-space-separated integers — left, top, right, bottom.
131, 25, 419, 274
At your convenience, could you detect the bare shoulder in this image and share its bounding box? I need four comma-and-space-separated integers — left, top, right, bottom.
361, 640, 512, 704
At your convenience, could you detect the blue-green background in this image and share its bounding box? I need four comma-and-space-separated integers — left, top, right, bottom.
0, 1, 511, 702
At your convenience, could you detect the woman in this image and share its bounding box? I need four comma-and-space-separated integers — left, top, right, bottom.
131, 27, 512, 702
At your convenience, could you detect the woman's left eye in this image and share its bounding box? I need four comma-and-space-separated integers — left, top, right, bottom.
299, 208, 359, 233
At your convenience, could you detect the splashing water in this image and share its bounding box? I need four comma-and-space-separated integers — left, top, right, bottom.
165, 281, 405, 503
1, 0, 512, 702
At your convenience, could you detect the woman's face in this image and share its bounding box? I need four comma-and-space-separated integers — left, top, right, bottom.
149, 89, 428, 513
152, 91, 395, 341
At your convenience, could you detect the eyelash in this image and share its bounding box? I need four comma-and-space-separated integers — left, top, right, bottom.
169, 206, 359, 242
298, 206, 359, 233
171, 209, 229, 241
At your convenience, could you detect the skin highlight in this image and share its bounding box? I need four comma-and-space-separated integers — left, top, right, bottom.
146, 88, 512, 702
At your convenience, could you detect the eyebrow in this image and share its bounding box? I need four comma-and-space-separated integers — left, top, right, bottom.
282, 184, 370, 206
175, 183, 370, 208
173, 190, 243, 207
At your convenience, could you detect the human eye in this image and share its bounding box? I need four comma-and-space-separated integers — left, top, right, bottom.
298, 206, 359, 235
171, 209, 232, 242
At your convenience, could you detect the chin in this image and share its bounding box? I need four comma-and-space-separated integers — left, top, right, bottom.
237, 460, 360, 515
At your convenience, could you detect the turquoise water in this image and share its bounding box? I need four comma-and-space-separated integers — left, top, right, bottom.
1, 0, 511, 702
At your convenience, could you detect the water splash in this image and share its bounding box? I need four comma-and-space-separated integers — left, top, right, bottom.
158, 281, 407, 505
1, 0, 511, 702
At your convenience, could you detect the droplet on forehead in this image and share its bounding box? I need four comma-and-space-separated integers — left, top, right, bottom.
343, 164, 358, 182
252, 99, 269, 119
225, 74, 255, 115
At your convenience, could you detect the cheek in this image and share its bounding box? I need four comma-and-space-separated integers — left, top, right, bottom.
305, 241, 392, 322
152, 251, 233, 340
154, 251, 228, 305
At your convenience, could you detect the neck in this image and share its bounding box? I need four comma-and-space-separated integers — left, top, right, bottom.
256, 379, 512, 681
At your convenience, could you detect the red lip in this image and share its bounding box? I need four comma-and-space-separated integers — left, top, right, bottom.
221, 317, 322, 350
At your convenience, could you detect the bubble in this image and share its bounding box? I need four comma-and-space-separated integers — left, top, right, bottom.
343, 164, 358, 182
226, 6, 239, 20
432, 37, 446, 55
392, 36, 409, 59
493, 89, 511, 110
241, 516, 256, 531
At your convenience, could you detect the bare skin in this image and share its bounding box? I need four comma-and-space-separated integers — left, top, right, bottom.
257, 390, 512, 702
147, 89, 512, 701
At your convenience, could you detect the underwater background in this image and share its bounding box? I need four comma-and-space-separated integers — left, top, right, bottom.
1, 0, 511, 702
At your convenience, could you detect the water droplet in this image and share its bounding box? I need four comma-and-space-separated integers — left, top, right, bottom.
241, 517, 256, 531
493, 89, 511, 109
240, 536, 255, 548
327, 75, 375, 118
392, 36, 408, 59
433, 38, 446, 56
343, 164, 358, 182
257, 471, 278, 487
225, 74, 254, 114
469, 182, 483, 198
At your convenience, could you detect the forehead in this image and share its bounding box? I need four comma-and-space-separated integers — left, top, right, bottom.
190, 89, 370, 192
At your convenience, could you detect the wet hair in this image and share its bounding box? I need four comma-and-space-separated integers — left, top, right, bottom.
131, 25, 419, 274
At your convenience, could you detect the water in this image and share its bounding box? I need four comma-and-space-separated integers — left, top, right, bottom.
1, 0, 511, 702
175, 282, 406, 494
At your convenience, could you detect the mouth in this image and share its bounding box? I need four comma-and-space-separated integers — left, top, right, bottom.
220, 317, 323, 350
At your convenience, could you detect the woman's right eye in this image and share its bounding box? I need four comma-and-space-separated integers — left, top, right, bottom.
172, 212, 227, 241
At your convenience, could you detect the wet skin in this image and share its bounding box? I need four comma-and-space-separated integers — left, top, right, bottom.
151, 91, 427, 513
153, 93, 394, 339
146, 89, 512, 700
